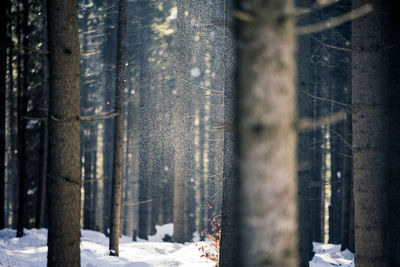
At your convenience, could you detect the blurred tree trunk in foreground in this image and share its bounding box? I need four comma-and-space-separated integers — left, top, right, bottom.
235, 0, 298, 266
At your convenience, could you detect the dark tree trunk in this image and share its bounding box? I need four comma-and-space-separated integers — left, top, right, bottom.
295, 0, 314, 260
109, 0, 127, 256
219, 0, 239, 265
137, 1, 153, 240
102, 0, 117, 237
340, 112, 352, 251
352, 0, 391, 265
16, 0, 29, 237
295, 0, 314, 262
386, 0, 400, 264
0, 0, 7, 230
35, 0, 49, 228
6, 1, 17, 228
47, 0, 81, 265
236, 0, 298, 266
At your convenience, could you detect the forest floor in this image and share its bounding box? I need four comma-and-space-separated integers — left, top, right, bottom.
309, 242, 354, 267
0, 224, 215, 267
0, 224, 353, 267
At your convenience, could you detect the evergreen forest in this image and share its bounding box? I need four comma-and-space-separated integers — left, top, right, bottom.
0, 0, 399, 266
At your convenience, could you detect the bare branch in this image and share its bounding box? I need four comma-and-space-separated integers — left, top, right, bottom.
122, 199, 153, 206
79, 112, 119, 121
297, 4, 373, 35
233, 10, 254, 22
323, 43, 352, 52
301, 90, 349, 107
12, 40, 49, 55
296, 0, 338, 16
296, 111, 346, 131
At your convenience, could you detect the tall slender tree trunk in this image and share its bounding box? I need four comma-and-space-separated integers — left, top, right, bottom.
387, 1, 400, 264
35, 0, 49, 228
109, 0, 127, 256
236, 0, 298, 266
102, 0, 117, 236
16, 0, 29, 237
219, 0, 239, 265
340, 102, 353, 251
173, 0, 190, 244
0, 0, 7, 230
47, 0, 81, 265
295, 0, 313, 262
137, 1, 153, 240
352, 0, 391, 265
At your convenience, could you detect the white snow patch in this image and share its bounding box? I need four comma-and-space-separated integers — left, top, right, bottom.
0, 227, 215, 267
309, 242, 354, 267
148, 223, 173, 242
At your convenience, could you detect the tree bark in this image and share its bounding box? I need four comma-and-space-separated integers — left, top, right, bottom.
173, 0, 190, 244
47, 0, 81, 265
35, 0, 49, 229
137, 1, 154, 240
16, 0, 29, 237
0, 0, 7, 230
109, 0, 127, 256
219, 0, 239, 265
386, 0, 400, 265
236, 0, 298, 266
352, 0, 391, 265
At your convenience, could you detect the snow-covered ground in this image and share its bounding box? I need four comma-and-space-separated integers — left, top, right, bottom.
0, 224, 215, 267
309, 242, 354, 267
0, 224, 354, 267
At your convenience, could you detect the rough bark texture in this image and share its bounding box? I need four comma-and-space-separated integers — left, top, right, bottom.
352, 0, 390, 265
35, 1, 49, 228
386, 0, 400, 264
219, 0, 239, 265
236, 0, 298, 266
295, 0, 313, 262
16, 0, 29, 237
0, 0, 7, 230
109, 0, 127, 256
137, 1, 153, 240
47, 0, 81, 265
173, 0, 190, 244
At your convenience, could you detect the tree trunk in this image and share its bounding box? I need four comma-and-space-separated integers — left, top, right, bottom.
352, 0, 391, 265
47, 0, 81, 265
0, 0, 7, 230
35, 0, 49, 228
219, 0, 239, 265
173, 0, 190, 244
109, 0, 127, 256
16, 0, 29, 237
137, 1, 153, 240
236, 0, 298, 266
295, 0, 314, 262
387, 0, 400, 263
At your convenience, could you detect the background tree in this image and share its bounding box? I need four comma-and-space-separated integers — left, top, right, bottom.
219, 0, 239, 265
0, 0, 7, 230
109, 0, 127, 257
